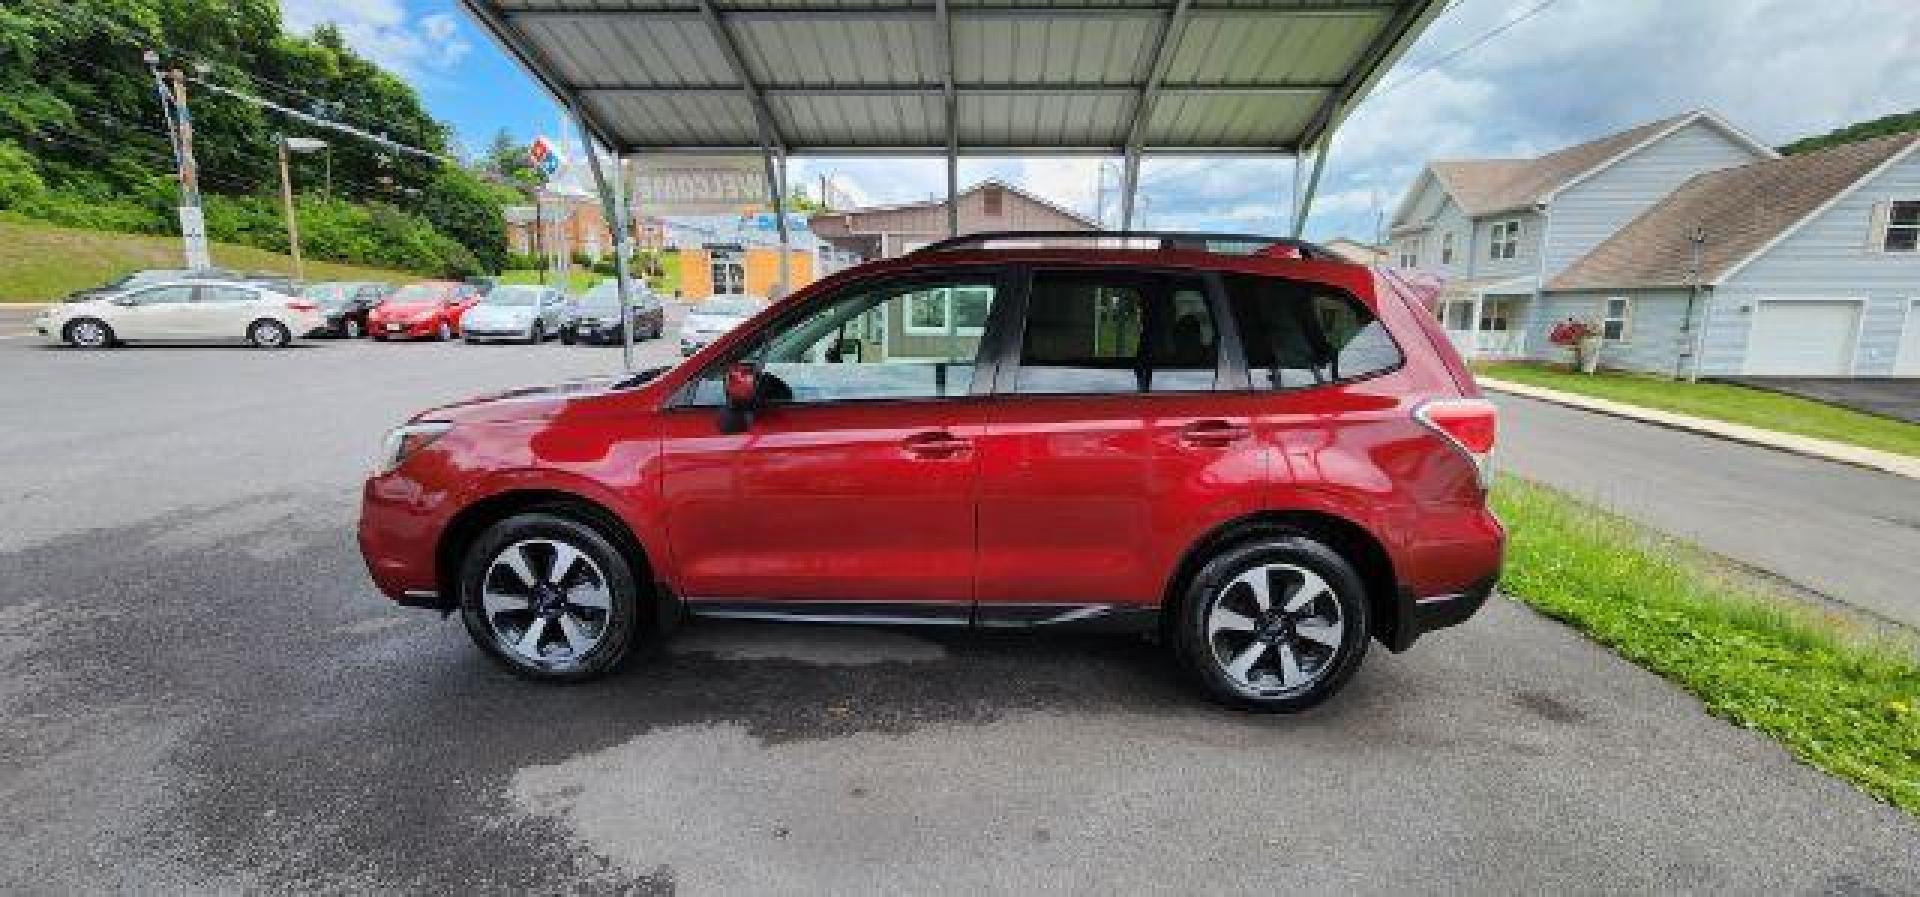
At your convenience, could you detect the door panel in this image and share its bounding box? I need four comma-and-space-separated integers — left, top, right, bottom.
660, 401, 983, 602
110, 286, 196, 339
189, 285, 260, 338
1897, 300, 1920, 376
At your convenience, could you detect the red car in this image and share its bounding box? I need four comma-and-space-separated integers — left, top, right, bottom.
366, 281, 483, 341
358, 233, 1502, 712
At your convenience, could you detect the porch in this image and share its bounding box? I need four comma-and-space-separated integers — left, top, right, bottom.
1433, 275, 1537, 361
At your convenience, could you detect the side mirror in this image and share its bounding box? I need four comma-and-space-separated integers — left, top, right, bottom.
718, 361, 759, 434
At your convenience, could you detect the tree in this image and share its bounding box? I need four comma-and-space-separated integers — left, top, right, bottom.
420, 165, 509, 274
1779, 109, 1920, 155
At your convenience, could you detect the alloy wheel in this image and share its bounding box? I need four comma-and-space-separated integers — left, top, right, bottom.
251, 321, 288, 347
480, 538, 614, 669
1205, 562, 1345, 697
345, 319, 362, 338
69, 320, 108, 348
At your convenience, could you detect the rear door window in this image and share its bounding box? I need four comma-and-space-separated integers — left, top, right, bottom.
1221, 275, 1401, 389
1012, 271, 1219, 394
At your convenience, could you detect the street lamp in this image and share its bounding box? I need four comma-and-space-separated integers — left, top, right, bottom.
277, 135, 328, 281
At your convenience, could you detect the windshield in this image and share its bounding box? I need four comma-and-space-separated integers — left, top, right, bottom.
389, 284, 444, 303
302, 284, 351, 302
699, 298, 762, 317
580, 282, 644, 308
483, 286, 544, 307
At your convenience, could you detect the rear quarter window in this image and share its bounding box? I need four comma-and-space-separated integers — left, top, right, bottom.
1222, 274, 1402, 390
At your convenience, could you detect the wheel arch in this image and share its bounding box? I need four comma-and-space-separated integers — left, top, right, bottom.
1163, 510, 1401, 649
434, 488, 675, 629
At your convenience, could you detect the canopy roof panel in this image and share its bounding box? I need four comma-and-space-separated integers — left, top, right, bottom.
462, 0, 1444, 156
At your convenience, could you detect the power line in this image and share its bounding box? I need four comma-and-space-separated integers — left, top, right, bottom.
1367, 0, 1565, 101
185, 76, 455, 165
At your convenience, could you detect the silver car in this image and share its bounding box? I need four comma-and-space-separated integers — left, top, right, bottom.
679, 294, 766, 356
460, 285, 569, 344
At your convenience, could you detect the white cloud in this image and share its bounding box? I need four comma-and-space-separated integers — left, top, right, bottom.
280, 0, 472, 80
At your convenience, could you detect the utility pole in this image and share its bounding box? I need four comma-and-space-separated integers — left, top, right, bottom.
277, 138, 304, 281
146, 53, 210, 269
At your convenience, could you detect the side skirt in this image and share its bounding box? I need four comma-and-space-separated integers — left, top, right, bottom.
681, 599, 1159, 633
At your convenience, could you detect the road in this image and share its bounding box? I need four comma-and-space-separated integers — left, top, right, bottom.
1495, 393, 1920, 630
1, 317, 1916, 892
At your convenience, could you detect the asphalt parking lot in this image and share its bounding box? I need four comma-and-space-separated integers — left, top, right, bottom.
2, 308, 1918, 893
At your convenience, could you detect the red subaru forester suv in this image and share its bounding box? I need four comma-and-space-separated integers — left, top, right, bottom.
359, 233, 1501, 712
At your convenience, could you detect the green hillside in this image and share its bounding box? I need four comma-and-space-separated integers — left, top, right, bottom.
0, 214, 415, 302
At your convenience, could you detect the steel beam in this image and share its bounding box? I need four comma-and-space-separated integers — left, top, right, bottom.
936, 0, 958, 237
695, 0, 788, 154
504, 4, 1399, 23
1119, 0, 1192, 230
578, 82, 1338, 97
1299, 0, 1444, 151
574, 108, 639, 371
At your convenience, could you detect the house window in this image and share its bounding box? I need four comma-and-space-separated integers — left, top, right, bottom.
1440, 232, 1455, 265
1489, 220, 1521, 260
1398, 237, 1422, 268
1885, 201, 1920, 252
1601, 296, 1632, 341
1479, 299, 1511, 332
903, 286, 993, 337
983, 185, 1004, 216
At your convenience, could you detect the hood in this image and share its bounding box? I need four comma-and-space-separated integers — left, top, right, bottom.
379, 302, 442, 317
464, 305, 534, 325
685, 312, 749, 330
414, 369, 670, 426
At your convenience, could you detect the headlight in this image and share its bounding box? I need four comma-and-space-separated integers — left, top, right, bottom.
374, 422, 452, 475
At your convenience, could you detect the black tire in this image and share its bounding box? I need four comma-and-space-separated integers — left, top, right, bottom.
560, 329, 576, 346
247, 318, 292, 349
64, 317, 115, 349
527, 320, 544, 344
458, 511, 652, 682
436, 320, 453, 341
1170, 534, 1371, 713
343, 318, 364, 339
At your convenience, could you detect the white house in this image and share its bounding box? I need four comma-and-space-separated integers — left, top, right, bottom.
1390, 110, 1920, 377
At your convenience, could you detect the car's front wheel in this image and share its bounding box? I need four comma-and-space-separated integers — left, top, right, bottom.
458, 512, 650, 682
436, 320, 453, 341
1172, 534, 1370, 712
343, 318, 363, 339
65, 318, 115, 349
248, 318, 292, 349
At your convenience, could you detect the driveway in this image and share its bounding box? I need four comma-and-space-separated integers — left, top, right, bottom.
1718, 376, 1920, 424
2, 333, 1917, 891
1494, 393, 1920, 629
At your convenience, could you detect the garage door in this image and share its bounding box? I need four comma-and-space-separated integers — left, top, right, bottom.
1746, 300, 1861, 375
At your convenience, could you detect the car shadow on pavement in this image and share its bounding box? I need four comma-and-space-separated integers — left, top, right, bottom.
0, 495, 1410, 892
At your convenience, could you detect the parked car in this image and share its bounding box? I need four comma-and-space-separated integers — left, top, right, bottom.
678, 294, 764, 356
36, 280, 322, 349
365, 281, 482, 341
460, 285, 570, 344
559, 280, 665, 345
357, 231, 1503, 712
301, 281, 392, 338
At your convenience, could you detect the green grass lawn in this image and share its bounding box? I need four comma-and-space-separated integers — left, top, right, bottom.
0, 214, 418, 302
1477, 361, 1920, 459
498, 268, 602, 292
1493, 476, 1920, 816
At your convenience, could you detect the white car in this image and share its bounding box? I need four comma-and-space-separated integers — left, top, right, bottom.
679, 294, 766, 356
37, 280, 323, 349
460, 285, 569, 344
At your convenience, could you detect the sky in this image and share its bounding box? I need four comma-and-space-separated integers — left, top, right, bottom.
283, 0, 1920, 242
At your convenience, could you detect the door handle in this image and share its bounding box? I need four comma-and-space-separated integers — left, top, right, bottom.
902, 430, 971, 459
1178, 419, 1250, 447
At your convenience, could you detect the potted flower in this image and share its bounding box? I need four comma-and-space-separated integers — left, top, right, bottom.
1547, 317, 1604, 373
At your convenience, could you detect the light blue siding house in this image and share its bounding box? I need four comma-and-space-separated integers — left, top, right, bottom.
1387, 111, 1777, 366
1550, 130, 1920, 377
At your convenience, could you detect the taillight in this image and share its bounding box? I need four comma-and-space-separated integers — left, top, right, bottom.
286, 300, 318, 312
1416, 398, 1497, 488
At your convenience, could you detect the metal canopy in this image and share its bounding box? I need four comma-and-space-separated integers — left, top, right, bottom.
461, 0, 1444, 158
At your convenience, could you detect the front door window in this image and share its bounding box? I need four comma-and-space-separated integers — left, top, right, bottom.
710, 252, 745, 295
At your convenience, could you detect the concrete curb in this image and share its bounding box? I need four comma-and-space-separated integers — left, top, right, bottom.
1479, 377, 1920, 482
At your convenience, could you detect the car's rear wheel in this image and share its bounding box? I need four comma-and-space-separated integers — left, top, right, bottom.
65, 318, 114, 349
436, 320, 452, 341
528, 320, 544, 344
458, 512, 649, 682
560, 328, 576, 345
343, 318, 363, 339
1172, 535, 1370, 712
247, 319, 291, 349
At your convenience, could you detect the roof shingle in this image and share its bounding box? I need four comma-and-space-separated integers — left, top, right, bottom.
1428, 114, 1690, 217
1547, 131, 1920, 290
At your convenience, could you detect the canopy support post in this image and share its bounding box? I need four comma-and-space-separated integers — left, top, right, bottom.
577, 110, 638, 371
769, 147, 791, 299
1292, 136, 1330, 239
937, 0, 958, 237
1119, 0, 1191, 232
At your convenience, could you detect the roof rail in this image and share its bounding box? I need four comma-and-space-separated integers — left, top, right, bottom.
911, 230, 1340, 261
